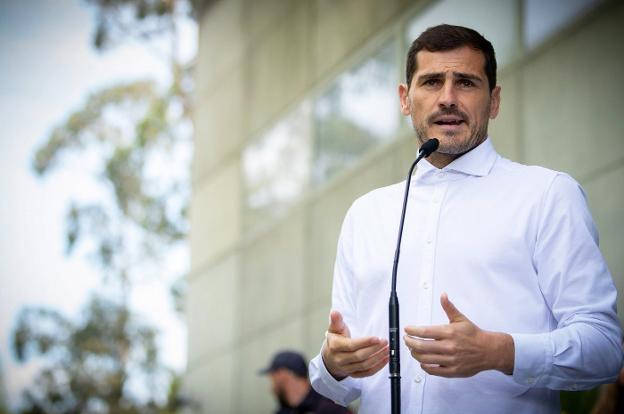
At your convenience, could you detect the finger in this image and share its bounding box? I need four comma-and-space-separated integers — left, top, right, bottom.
441, 293, 465, 323
420, 363, 457, 378
410, 352, 455, 366
404, 325, 450, 340
330, 339, 387, 367
351, 357, 389, 378
340, 343, 388, 370
328, 310, 349, 336
327, 333, 385, 353
351, 351, 390, 378
403, 335, 447, 354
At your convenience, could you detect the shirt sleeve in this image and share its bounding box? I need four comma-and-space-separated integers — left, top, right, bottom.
309, 206, 363, 405
511, 173, 623, 390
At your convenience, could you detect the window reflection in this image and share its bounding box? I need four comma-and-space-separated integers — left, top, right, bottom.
243, 101, 311, 225
313, 40, 398, 184
523, 0, 604, 49
405, 0, 518, 70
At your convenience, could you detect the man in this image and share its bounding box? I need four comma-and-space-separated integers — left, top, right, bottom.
591, 363, 624, 413
260, 350, 351, 414
309, 24, 623, 413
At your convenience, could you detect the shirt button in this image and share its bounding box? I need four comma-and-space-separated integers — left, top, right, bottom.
422, 282, 430, 289
527, 377, 535, 385
414, 375, 422, 383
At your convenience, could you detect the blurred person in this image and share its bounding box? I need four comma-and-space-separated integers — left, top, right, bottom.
591, 365, 624, 413
260, 350, 351, 414
309, 24, 623, 413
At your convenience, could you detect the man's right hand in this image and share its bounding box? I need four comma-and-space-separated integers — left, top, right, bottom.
321, 310, 389, 380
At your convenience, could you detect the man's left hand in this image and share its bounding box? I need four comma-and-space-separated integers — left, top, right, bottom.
403, 293, 514, 378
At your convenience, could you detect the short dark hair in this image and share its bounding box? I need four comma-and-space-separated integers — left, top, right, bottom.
406, 24, 497, 92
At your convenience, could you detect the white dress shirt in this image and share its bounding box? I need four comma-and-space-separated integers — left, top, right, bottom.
309, 138, 622, 414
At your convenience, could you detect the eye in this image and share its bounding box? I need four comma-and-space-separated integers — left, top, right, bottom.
458, 79, 475, 88
423, 79, 441, 87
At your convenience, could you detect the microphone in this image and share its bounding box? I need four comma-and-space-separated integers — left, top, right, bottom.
389, 138, 439, 414
418, 137, 440, 158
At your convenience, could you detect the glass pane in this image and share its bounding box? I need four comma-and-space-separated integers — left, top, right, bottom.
405, 0, 519, 71
523, 0, 604, 49
313, 40, 398, 184
243, 101, 311, 225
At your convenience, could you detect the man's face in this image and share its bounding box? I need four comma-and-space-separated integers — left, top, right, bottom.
399, 46, 500, 156
269, 370, 290, 407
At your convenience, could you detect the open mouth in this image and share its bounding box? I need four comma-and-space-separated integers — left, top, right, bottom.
433, 118, 465, 126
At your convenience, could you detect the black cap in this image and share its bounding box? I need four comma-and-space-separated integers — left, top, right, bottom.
259, 350, 308, 378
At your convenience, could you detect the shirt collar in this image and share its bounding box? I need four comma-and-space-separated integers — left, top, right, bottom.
414, 137, 498, 180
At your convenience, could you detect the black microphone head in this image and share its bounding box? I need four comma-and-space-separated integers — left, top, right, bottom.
419, 138, 439, 158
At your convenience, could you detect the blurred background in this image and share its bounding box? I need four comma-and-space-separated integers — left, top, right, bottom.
0, 0, 196, 412
1, 0, 623, 413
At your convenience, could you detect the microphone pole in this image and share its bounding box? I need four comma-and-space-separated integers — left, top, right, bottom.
389, 138, 439, 414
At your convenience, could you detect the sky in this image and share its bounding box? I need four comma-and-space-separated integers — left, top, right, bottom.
0, 0, 196, 408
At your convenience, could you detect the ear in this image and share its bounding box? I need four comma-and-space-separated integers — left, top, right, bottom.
489, 85, 501, 119
398, 83, 411, 116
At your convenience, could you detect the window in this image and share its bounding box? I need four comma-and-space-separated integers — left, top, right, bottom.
242, 101, 311, 225
313, 40, 398, 184
523, 0, 604, 49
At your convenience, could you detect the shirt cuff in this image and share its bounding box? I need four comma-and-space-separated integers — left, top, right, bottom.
309, 352, 361, 406
511, 332, 553, 387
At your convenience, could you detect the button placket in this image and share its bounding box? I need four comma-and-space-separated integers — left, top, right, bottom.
410, 177, 448, 413
415, 179, 447, 413
418, 181, 446, 317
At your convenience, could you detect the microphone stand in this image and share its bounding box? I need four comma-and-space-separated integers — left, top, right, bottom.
389, 138, 439, 414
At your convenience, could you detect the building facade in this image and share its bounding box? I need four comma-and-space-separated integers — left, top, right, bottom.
186, 0, 624, 412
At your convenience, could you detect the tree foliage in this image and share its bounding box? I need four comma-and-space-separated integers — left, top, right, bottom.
13, 297, 188, 414
12, 0, 196, 412
86, 0, 199, 51
32, 76, 192, 276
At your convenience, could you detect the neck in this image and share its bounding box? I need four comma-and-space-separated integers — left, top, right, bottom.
426, 152, 459, 169
422, 136, 488, 168
286, 379, 311, 407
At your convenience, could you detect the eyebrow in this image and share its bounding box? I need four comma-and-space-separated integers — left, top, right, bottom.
454, 72, 483, 83
417, 71, 484, 84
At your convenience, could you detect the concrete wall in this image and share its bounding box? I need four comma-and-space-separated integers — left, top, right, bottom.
492, 0, 624, 316
187, 1, 624, 412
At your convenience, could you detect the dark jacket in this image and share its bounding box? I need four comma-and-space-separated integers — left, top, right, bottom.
275, 387, 351, 414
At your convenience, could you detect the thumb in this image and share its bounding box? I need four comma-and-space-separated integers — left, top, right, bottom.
441, 293, 465, 323
328, 310, 351, 337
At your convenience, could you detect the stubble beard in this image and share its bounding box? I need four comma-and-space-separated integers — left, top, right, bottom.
413, 107, 490, 156
275, 387, 291, 408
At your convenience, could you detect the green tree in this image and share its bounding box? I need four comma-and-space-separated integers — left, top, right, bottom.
13, 297, 188, 414
32, 76, 192, 289
86, 0, 200, 51
12, 0, 197, 412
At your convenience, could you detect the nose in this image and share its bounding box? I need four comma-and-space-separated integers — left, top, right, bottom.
438, 82, 457, 109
